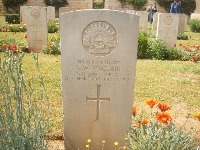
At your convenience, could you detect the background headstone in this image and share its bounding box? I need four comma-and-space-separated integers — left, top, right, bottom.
59, 7, 75, 17
25, 6, 48, 52
178, 14, 187, 34
60, 9, 139, 150
20, 6, 27, 24
136, 11, 148, 30
47, 6, 55, 22
156, 13, 179, 48
153, 12, 159, 30
127, 10, 136, 15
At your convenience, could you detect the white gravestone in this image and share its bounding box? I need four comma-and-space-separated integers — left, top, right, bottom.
127, 10, 136, 15
156, 13, 179, 48
47, 6, 55, 22
20, 6, 27, 24
136, 11, 148, 30
25, 6, 48, 52
178, 14, 187, 34
59, 7, 75, 17
153, 12, 159, 30
60, 9, 139, 150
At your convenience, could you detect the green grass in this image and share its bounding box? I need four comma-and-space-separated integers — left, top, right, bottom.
17, 54, 200, 134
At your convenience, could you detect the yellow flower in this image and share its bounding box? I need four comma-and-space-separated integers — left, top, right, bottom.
114, 142, 118, 146
145, 98, 158, 108
123, 146, 126, 149
87, 139, 91, 143
86, 144, 89, 148
193, 113, 200, 120
102, 140, 105, 143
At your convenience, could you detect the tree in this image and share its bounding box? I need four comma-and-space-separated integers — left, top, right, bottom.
44, 0, 68, 8
2, 0, 28, 13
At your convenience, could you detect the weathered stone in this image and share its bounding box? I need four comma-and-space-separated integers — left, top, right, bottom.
60, 9, 138, 150
47, 6, 55, 22
25, 6, 47, 52
178, 14, 187, 34
156, 13, 179, 48
136, 11, 148, 30
153, 12, 159, 29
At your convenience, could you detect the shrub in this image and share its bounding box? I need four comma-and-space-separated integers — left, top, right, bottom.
4, 14, 20, 24
44, 0, 68, 7
137, 30, 149, 59
189, 19, 200, 33
0, 51, 49, 149
127, 99, 197, 149
48, 21, 59, 33
42, 34, 60, 55
2, 0, 27, 13
93, 1, 104, 9
155, 0, 196, 15
177, 33, 189, 40
7, 24, 27, 32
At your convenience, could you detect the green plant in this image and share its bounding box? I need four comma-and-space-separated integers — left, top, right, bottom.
93, 1, 104, 9
48, 21, 59, 33
137, 30, 149, 59
2, 0, 27, 13
4, 14, 20, 24
189, 19, 200, 33
127, 99, 197, 150
155, 0, 196, 15
177, 33, 189, 40
44, 0, 68, 7
0, 51, 49, 149
127, 0, 147, 10
42, 34, 60, 55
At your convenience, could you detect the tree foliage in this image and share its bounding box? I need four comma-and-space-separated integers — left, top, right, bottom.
2, 0, 27, 12
155, 0, 196, 15
44, 0, 68, 7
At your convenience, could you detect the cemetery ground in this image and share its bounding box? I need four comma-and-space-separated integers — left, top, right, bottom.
0, 17, 200, 148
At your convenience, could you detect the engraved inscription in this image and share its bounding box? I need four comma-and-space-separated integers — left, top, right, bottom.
163, 15, 173, 25
82, 21, 117, 56
86, 84, 110, 121
31, 9, 40, 19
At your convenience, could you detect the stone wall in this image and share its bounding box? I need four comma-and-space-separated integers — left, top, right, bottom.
195, 0, 200, 13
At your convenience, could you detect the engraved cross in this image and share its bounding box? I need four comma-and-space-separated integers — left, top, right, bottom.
86, 84, 110, 121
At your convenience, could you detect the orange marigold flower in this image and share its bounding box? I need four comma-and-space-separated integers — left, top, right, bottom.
157, 102, 171, 112
193, 113, 200, 120
156, 112, 172, 125
141, 119, 149, 125
145, 98, 158, 108
132, 106, 137, 116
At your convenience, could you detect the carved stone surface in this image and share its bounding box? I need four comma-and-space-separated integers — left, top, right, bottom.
25, 6, 47, 52
60, 9, 139, 150
178, 14, 187, 34
156, 13, 179, 48
82, 21, 117, 56
135, 11, 148, 30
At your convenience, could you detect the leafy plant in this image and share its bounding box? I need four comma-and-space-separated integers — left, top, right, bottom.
137, 30, 149, 59
42, 34, 60, 55
4, 14, 20, 24
177, 33, 189, 40
93, 1, 104, 9
2, 0, 27, 13
189, 19, 200, 33
155, 0, 196, 15
0, 51, 49, 149
48, 21, 59, 33
127, 99, 197, 150
44, 0, 68, 7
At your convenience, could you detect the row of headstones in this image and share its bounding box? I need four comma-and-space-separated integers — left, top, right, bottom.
127, 10, 187, 48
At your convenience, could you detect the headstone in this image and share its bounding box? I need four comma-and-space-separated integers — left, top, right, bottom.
20, 6, 27, 23
194, 0, 200, 13
153, 12, 159, 29
178, 14, 187, 34
60, 9, 139, 150
25, 6, 48, 52
156, 13, 179, 48
191, 13, 200, 20
47, 6, 55, 22
59, 7, 75, 17
136, 11, 148, 30
127, 10, 136, 15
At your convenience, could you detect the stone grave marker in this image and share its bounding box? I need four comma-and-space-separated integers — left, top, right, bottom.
47, 6, 55, 22
178, 14, 187, 34
59, 7, 75, 17
156, 13, 179, 48
152, 12, 159, 29
127, 10, 136, 15
135, 11, 148, 30
20, 6, 27, 23
25, 6, 47, 52
60, 9, 139, 150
